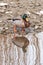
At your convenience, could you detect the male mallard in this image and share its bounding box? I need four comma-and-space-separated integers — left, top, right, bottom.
7, 14, 31, 36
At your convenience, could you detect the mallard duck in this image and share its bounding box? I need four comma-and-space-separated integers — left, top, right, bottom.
7, 14, 31, 36
12, 36, 29, 52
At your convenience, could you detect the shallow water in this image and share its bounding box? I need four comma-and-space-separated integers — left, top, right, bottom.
0, 32, 43, 65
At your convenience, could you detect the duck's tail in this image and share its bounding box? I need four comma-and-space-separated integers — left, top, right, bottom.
7, 18, 20, 21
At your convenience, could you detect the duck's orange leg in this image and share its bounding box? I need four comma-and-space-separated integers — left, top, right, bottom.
13, 25, 17, 38
22, 28, 25, 32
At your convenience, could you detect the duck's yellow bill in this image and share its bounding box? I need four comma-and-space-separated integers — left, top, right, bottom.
26, 18, 29, 22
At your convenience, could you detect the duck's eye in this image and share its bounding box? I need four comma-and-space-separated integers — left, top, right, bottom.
26, 18, 29, 22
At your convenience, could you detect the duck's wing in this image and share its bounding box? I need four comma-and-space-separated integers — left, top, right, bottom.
8, 18, 23, 26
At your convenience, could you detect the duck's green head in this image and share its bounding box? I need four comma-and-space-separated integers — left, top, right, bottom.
22, 14, 29, 22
